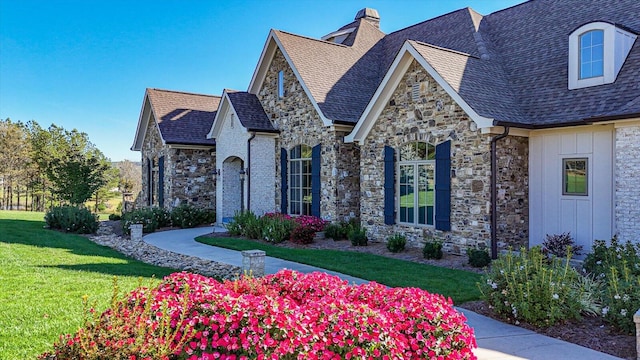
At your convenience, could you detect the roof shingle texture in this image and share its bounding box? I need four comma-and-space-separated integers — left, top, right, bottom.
147, 88, 220, 146
274, 0, 640, 126
226, 90, 276, 132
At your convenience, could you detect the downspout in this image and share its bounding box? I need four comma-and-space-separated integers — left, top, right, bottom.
246, 132, 256, 212
490, 126, 510, 259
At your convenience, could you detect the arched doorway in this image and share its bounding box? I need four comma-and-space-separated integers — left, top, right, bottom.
221, 156, 245, 222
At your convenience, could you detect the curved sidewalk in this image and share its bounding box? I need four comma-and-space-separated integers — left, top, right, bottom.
144, 227, 622, 360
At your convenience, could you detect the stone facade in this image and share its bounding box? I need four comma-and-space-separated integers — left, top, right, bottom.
140, 117, 215, 210
257, 48, 360, 222
615, 125, 640, 243
359, 60, 528, 253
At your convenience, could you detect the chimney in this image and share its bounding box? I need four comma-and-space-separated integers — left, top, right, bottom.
355, 8, 380, 28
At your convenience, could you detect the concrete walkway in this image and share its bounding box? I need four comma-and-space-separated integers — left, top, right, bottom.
144, 227, 622, 360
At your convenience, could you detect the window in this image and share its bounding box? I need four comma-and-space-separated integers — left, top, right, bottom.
278, 70, 284, 98
568, 22, 637, 89
563, 158, 588, 196
289, 145, 312, 215
579, 30, 604, 79
398, 142, 436, 225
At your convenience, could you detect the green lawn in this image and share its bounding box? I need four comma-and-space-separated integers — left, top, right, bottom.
0, 211, 177, 359
196, 236, 482, 305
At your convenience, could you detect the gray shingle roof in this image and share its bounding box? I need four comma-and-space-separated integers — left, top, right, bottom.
147, 88, 220, 146
226, 90, 277, 132
274, 0, 640, 127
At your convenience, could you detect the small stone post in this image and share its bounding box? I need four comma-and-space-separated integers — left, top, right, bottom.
241, 250, 266, 277
634, 308, 640, 360
130, 224, 143, 242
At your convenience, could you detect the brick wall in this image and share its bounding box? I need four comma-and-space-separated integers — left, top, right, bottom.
615, 125, 640, 243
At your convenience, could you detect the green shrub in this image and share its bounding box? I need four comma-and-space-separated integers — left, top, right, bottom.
467, 248, 491, 268
242, 212, 263, 239
169, 204, 214, 229
224, 211, 258, 236
152, 207, 172, 228
386, 233, 406, 253
261, 216, 294, 243
45, 205, 99, 234
324, 221, 353, 241
423, 241, 443, 260
479, 246, 586, 327
584, 237, 640, 334
121, 208, 158, 234
348, 227, 367, 246
96, 203, 107, 212
542, 232, 583, 257
108, 213, 121, 221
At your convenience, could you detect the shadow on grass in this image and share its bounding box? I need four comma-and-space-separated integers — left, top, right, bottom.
0, 219, 127, 260
39, 263, 178, 278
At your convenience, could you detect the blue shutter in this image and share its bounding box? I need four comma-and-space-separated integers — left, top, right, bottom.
435, 140, 451, 231
311, 144, 321, 217
158, 156, 165, 208
384, 146, 396, 225
147, 157, 153, 206
280, 148, 288, 214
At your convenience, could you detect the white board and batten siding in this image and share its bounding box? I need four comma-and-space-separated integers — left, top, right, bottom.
529, 125, 614, 255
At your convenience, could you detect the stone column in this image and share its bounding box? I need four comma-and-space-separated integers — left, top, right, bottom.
241, 250, 266, 277
634, 308, 640, 360
130, 224, 143, 242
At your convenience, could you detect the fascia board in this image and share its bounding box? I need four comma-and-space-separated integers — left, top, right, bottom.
407, 43, 494, 129
131, 92, 151, 151
208, 91, 231, 139
345, 42, 495, 144
248, 31, 277, 94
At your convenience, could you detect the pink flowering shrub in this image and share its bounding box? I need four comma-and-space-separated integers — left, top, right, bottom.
289, 225, 316, 244
41, 270, 477, 359
294, 215, 328, 232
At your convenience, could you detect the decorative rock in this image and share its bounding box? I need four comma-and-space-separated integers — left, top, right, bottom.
89, 223, 240, 280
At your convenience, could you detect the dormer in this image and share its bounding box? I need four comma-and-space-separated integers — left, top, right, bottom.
321, 8, 380, 44
321, 27, 356, 44
568, 21, 637, 90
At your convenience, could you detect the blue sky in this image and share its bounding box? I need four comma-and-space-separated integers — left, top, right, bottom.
0, 0, 523, 161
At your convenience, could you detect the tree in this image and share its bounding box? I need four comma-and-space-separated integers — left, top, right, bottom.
117, 160, 142, 195
0, 119, 32, 210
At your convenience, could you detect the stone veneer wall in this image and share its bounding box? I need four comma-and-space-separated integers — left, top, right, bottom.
360, 60, 528, 253
166, 148, 215, 209
140, 116, 215, 210
615, 125, 640, 243
257, 48, 360, 221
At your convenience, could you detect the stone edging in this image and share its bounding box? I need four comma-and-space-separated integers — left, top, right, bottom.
87, 224, 241, 280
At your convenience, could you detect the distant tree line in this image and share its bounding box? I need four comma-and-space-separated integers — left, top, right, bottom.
0, 118, 139, 212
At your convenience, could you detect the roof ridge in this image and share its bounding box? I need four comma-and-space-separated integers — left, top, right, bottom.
385, 7, 476, 37
148, 88, 221, 98
409, 40, 480, 59
274, 29, 350, 48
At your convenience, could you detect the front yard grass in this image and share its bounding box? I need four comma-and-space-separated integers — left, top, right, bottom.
196, 236, 482, 304
0, 210, 177, 359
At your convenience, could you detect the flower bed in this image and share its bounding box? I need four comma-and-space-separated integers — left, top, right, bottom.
41, 270, 477, 359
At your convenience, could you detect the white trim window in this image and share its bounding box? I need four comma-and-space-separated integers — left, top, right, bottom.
398, 142, 436, 226
278, 70, 285, 98
289, 145, 312, 215
568, 22, 637, 89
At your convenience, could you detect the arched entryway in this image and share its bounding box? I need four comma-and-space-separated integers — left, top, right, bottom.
221, 156, 245, 222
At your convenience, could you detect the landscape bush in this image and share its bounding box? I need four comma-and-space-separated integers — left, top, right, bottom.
386, 233, 407, 253
583, 237, 640, 334
479, 246, 588, 327
292, 214, 327, 232
153, 207, 173, 228
170, 204, 214, 229
44, 205, 99, 234
107, 213, 121, 221
121, 208, 158, 234
423, 240, 443, 260
260, 214, 294, 243
41, 270, 477, 359
467, 248, 491, 268
289, 225, 316, 244
324, 222, 348, 241
348, 226, 368, 246
542, 232, 583, 257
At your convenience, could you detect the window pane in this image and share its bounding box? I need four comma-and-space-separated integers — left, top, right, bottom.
581, 63, 591, 78
416, 142, 427, 160
581, 48, 591, 63
301, 145, 312, 159
563, 158, 588, 195
399, 165, 414, 223
427, 144, 436, 160
591, 29, 603, 44
580, 32, 591, 48
591, 60, 603, 77
591, 44, 603, 61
